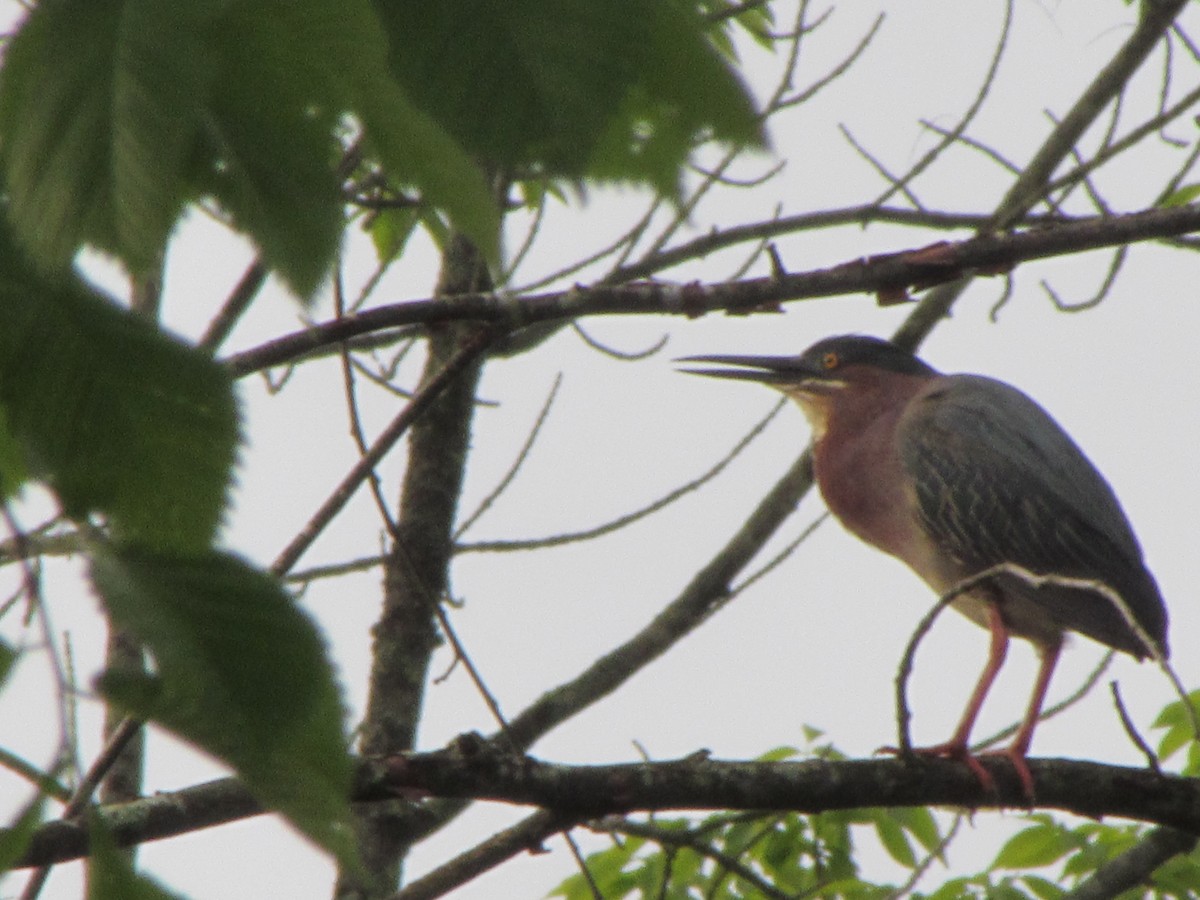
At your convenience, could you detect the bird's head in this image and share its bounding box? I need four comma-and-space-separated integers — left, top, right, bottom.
678, 335, 937, 437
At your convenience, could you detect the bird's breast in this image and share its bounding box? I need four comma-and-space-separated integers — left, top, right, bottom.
812, 417, 928, 563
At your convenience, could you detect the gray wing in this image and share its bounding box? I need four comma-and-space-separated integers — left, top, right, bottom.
899, 374, 1167, 658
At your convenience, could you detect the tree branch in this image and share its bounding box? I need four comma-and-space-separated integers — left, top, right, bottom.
225, 204, 1200, 376
16, 747, 1198, 871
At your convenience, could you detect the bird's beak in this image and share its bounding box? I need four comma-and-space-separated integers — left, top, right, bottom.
676, 354, 819, 386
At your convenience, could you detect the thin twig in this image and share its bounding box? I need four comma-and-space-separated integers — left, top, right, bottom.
1110, 680, 1161, 773
457, 399, 787, 554
871, 0, 1013, 209
431, 603, 514, 749
270, 327, 497, 576
455, 374, 562, 538
389, 808, 575, 900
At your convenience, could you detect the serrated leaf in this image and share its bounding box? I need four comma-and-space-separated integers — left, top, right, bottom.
0, 0, 496, 298
90, 546, 353, 862
87, 812, 186, 900
0, 228, 238, 552
199, 0, 496, 292
0, 0, 221, 276
375, 0, 763, 194
992, 823, 1071, 870
194, 1, 347, 298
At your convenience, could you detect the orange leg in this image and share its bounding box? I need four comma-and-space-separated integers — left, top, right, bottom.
987, 638, 1060, 798
908, 602, 1010, 791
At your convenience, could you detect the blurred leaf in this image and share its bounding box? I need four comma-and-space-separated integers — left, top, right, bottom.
925, 876, 978, 900
0, 227, 238, 552
0, 0, 220, 275
0, 406, 28, 500
0, 0, 496, 298
1020, 874, 1064, 899
1152, 689, 1200, 761
1152, 847, 1200, 893
874, 813, 916, 867
0, 639, 13, 686
193, 1, 345, 299
993, 822, 1072, 870
91, 546, 353, 862
87, 812, 186, 900
367, 207, 421, 266
199, 0, 497, 288
989, 880, 1037, 900
374, 0, 764, 195
1161, 184, 1200, 207
757, 745, 802, 762
1185, 741, 1200, 778
890, 806, 943, 856
0, 790, 45, 874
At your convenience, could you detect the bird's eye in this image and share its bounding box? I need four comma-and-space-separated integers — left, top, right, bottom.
822, 351, 839, 370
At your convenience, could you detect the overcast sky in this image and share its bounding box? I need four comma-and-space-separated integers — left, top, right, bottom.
3, 2, 1199, 898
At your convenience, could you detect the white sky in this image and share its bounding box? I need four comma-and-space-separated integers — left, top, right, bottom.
2, 1, 1199, 897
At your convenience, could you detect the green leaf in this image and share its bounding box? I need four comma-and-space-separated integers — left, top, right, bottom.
891, 806, 943, 856
0, 790, 46, 874
87, 812, 186, 900
992, 823, 1072, 870
194, 1, 348, 298
197, 0, 497, 293
367, 207, 422, 266
0, 639, 14, 686
1020, 874, 1065, 900
90, 546, 353, 861
0, 0, 222, 276
1161, 184, 1200, 207
757, 745, 802, 762
1152, 689, 1200, 761
874, 813, 916, 867
0, 0, 497, 297
374, 0, 764, 193
0, 405, 29, 500
0, 228, 238, 552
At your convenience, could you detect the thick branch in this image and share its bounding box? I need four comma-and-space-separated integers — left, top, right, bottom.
226, 205, 1200, 376
14, 749, 1200, 869
366, 744, 1200, 833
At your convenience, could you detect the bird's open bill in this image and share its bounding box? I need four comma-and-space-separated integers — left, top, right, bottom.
676, 354, 818, 385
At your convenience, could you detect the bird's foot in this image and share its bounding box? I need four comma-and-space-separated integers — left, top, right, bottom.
878, 741, 996, 793
977, 745, 1035, 803
878, 742, 1035, 802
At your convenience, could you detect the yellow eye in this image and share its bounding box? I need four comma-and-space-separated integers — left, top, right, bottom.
822, 351, 839, 370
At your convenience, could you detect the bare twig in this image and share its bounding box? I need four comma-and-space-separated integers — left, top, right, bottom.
457, 398, 787, 554
455, 374, 562, 539
225, 204, 1200, 377
389, 808, 575, 900
270, 327, 496, 576
1110, 680, 1162, 773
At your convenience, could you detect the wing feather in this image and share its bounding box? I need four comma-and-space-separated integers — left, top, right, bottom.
899, 375, 1167, 657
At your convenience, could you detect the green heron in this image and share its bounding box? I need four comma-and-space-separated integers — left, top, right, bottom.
682, 335, 1168, 794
